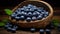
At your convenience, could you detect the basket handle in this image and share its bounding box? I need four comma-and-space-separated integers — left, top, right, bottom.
26, 0, 42, 1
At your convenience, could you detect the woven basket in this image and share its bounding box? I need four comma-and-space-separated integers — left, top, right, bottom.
9, 1, 53, 28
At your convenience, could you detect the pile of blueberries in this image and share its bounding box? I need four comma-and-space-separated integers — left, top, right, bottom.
4, 22, 18, 33
11, 4, 49, 22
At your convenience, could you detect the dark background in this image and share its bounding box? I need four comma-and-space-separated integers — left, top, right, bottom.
0, 0, 60, 7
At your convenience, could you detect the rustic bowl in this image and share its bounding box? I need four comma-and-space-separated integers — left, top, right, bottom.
9, 1, 53, 28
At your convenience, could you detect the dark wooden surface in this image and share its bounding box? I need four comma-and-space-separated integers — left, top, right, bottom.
0, 4, 60, 34
0, 16, 60, 34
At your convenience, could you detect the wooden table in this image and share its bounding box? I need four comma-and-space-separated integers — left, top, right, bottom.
0, 6, 60, 34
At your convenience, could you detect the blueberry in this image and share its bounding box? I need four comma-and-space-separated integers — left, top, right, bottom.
41, 12, 45, 14
35, 11, 40, 15
43, 14, 48, 18
45, 29, 50, 31
27, 6, 31, 9
30, 28, 36, 33
45, 29, 51, 34
39, 29, 44, 34
33, 12, 38, 16
24, 12, 27, 15
26, 17, 31, 22
13, 25, 18, 29
39, 29, 44, 32
29, 8, 34, 11
37, 15, 42, 20
28, 4, 33, 8
11, 13, 17, 17
27, 12, 32, 16
11, 28, 16, 33
23, 6, 27, 9
37, 9, 42, 13
16, 14, 20, 18
28, 12, 32, 15
20, 8, 24, 11
21, 11, 25, 14
20, 16, 25, 20
39, 7, 44, 10
5, 25, 9, 28
15, 17, 20, 21
32, 17, 37, 21
25, 8, 29, 12
45, 12, 49, 15
17, 8, 21, 11
33, 6, 37, 8
7, 27, 12, 31
11, 15, 15, 17
34, 7, 38, 11
15, 16, 20, 19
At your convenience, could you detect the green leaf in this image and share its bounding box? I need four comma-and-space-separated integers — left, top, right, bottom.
0, 22, 5, 26
4, 9, 13, 15
52, 19, 60, 26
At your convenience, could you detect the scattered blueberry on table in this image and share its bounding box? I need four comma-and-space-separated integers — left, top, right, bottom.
30, 28, 36, 33
4, 22, 18, 33
39, 29, 44, 34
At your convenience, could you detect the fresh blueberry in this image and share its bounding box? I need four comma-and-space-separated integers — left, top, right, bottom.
33, 6, 37, 8
35, 11, 40, 15
13, 25, 18, 29
38, 7, 44, 10
30, 28, 36, 33
15, 16, 20, 20
33, 12, 38, 17
11, 28, 16, 33
11, 15, 15, 18
23, 6, 27, 9
43, 14, 48, 18
34, 7, 38, 11
5, 25, 9, 29
20, 16, 25, 20
39, 29, 44, 32
37, 9, 42, 13
39, 29, 44, 34
28, 12, 32, 15
26, 17, 31, 22
24, 12, 27, 15
17, 11, 21, 14
17, 8, 21, 11
15, 16, 20, 19
27, 6, 31, 9
45, 12, 49, 15
29, 8, 34, 12
27, 12, 32, 17
21, 11, 25, 14
37, 15, 42, 20
28, 4, 33, 8
20, 8, 24, 11
25, 8, 29, 12
32, 17, 37, 21
7, 27, 12, 31
41, 12, 45, 14
45, 29, 51, 34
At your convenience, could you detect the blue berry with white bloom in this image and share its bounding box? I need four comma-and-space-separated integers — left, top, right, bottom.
26, 17, 31, 22
32, 17, 37, 21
